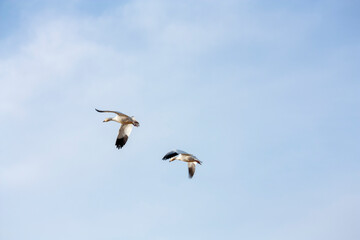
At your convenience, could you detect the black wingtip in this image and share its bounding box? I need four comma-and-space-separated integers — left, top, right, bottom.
115, 136, 128, 149
95, 108, 101, 112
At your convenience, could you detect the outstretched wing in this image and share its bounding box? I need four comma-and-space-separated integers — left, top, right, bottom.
188, 162, 196, 178
174, 149, 188, 155
95, 108, 129, 118
115, 124, 133, 149
162, 149, 189, 160
162, 150, 179, 160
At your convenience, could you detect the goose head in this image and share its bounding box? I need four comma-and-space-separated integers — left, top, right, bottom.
131, 116, 140, 127
103, 118, 112, 122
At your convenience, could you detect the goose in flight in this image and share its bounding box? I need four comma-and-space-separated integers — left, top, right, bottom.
95, 108, 140, 149
162, 150, 202, 178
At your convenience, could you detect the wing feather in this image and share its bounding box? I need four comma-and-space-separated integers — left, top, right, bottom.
115, 124, 133, 149
162, 151, 179, 160
163, 149, 189, 160
175, 149, 188, 154
188, 162, 196, 178
95, 108, 129, 118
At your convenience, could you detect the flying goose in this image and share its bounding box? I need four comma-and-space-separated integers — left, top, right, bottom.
95, 108, 140, 149
162, 150, 202, 178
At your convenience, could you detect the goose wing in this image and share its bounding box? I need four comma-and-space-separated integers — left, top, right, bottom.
162, 151, 179, 160
162, 149, 188, 160
175, 149, 188, 155
95, 108, 129, 118
188, 162, 196, 178
115, 124, 133, 149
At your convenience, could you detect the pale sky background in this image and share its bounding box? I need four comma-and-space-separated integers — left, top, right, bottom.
1, 0, 360, 239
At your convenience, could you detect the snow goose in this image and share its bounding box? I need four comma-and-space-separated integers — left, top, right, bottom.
162, 150, 202, 178
95, 108, 140, 149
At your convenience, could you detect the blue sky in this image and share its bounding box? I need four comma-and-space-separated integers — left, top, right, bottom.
0, 0, 359, 239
